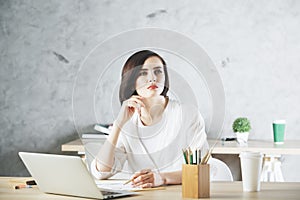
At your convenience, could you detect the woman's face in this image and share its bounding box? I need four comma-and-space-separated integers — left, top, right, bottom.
135, 56, 165, 98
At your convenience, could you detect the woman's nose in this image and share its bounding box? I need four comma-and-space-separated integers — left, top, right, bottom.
148, 71, 156, 82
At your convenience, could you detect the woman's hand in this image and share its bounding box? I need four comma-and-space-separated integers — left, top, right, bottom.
131, 169, 165, 188
115, 95, 145, 127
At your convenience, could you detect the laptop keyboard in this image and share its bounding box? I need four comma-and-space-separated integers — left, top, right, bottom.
101, 190, 121, 196
100, 189, 133, 199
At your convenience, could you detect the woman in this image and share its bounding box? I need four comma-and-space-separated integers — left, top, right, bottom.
91, 50, 209, 188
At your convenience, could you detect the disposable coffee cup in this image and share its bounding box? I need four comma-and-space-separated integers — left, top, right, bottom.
239, 152, 263, 192
273, 120, 286, 144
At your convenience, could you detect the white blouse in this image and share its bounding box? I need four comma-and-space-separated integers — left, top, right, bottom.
91, 100, 209, 179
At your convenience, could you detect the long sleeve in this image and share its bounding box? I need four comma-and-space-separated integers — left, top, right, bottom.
90, 136, 127, 180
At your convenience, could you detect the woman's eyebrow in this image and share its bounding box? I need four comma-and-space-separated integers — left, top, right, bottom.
141, 66, 163, 70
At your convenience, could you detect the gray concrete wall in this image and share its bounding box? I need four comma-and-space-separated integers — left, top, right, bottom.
1, 0, 300, 181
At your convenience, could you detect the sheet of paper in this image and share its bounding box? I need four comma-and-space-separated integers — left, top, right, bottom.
94, 180, 166, 191
95, 180, 141, 191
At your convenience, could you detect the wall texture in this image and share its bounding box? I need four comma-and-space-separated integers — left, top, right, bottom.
1, 0, 299, 181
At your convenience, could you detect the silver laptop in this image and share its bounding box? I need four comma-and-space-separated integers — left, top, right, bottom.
19, 152, 135, 199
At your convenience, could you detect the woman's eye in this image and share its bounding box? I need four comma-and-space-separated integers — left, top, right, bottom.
139, 71, 147, 76
154, 69, 163, 75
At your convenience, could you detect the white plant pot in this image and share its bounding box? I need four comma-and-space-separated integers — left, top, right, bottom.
235, 132, 249, 145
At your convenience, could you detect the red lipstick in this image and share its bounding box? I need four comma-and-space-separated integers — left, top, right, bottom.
147, 85, 158, 90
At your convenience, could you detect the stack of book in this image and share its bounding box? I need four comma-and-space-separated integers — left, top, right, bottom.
81, 124, 112, 139
93, 123, 112, 134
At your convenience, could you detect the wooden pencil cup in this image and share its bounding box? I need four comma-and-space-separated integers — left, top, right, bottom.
182, 164, 210, 198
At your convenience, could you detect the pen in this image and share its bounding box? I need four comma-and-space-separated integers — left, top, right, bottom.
189, 152, 193, 164
195, 149, 198, 165
123, 178, 134, 185
182, 149, 188, 164
201, 148, 212, 164
198, 149, 201, 164
187, 147, 193, 165
14, 184, 33, 189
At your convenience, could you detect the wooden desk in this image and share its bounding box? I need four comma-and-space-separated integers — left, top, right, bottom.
62, 139, 300, 182
210, 140, 300, 155
1, 177, 300, 200
62, 139, 300, 155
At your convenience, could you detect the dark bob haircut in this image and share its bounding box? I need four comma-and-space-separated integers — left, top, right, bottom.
119, 50, 169, 104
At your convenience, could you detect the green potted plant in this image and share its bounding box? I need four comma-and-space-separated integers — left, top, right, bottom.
232, 117, 251, 144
